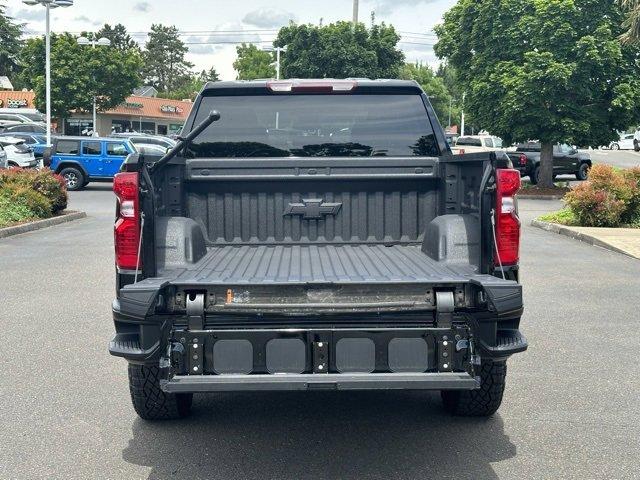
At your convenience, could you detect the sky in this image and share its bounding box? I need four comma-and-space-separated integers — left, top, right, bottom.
5, 0, 457, 81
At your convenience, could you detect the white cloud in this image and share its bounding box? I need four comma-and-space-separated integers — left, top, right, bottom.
243, 8, 296, 29
368, 0, 441, 16
10, 8, 44, 22
74, 15, 102, 27
133, 2, 151, 12
185, 24, 264, 56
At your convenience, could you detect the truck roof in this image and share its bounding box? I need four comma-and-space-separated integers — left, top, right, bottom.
201, 78, 424, 94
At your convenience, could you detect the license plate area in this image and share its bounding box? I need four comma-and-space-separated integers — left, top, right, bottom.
169, 327, 471, 376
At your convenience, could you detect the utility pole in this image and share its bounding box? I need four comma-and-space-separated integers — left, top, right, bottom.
448, 97, 452, 128
353, 0, 359, 24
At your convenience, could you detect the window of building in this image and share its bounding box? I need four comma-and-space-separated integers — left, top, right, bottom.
65, 119, 93, 136
82, 141, 101, 155
157, 125, 168, 135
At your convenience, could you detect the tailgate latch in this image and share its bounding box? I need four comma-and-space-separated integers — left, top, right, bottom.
435, 291, 455, 328
186, 293, 205, 330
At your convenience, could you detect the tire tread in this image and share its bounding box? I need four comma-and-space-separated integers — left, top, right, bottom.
441, 361, 507, 417
128, 364, 192, 420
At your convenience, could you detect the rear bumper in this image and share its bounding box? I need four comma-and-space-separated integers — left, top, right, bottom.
161, 372, 480, 393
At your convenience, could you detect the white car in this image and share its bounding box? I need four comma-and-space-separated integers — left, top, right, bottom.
0, 137, 38, 169
609, 133, 635, 150
0, 144, 7, 169
452, 135, 504, 154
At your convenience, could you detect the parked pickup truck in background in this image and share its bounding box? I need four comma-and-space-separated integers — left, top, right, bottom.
507, 142, 591, 184
109, 79, 527, 421
43, 137, 135, 191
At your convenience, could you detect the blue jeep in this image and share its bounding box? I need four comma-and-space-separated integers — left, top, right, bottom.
44, 137, 135, 191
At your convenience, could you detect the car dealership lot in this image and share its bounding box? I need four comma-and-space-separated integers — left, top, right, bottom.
0, 188, 639, 480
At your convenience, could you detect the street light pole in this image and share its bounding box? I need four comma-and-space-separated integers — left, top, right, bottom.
353, 0, 359, 24
262, 45, 288, 80
45, 2, 52, 146
77, 36, 111, 136
22, 0, 74, 146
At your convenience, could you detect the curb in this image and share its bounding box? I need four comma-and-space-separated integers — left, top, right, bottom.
531, 219, 638, 259
518, 195, 565, 200
0, 211, 87, 239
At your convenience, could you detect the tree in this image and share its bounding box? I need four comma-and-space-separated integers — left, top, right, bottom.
96, 24, 139, 52
0, 3, 23, 84
435, 0, 640, 188
142, 24, 194, 92
233, 43, 275, 80
199, 67, 220, 83
274, 21, 404, 79
400, 62, 459, 127
162, 67, 220, 100
20, 33, 142, 120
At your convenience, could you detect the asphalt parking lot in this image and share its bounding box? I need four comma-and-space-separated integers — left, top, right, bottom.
1, 185, 639, 480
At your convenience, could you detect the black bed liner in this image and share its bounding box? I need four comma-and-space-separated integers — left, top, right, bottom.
164, 244, 477, 285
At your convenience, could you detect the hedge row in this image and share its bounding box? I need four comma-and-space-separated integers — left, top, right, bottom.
0, 169, 68, 228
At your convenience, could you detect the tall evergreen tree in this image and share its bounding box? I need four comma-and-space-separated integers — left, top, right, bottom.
96, 24, 139, 52
0, 3, 24, 84
142, 24, 194, 92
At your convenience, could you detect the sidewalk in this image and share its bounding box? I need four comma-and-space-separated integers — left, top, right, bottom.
531, 220, 640, 259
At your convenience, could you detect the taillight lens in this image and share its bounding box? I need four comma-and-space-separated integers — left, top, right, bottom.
113, 172, 141, 270
519, 153, 527, 166
495, 169, 521, 266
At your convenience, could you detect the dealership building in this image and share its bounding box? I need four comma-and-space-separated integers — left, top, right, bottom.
0, 90, 192, 136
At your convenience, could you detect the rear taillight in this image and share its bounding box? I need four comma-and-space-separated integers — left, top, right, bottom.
518, 153, 527, 166
113, 172, 141, 270
494, 169, 521, 266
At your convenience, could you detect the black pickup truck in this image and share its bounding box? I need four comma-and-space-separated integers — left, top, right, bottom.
507, 142, 591, 184
109, 79, 527, 420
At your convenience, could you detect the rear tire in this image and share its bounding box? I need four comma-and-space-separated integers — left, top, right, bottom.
441, 360, 507, 417
576, 163, 590, 181
529, 166, 540, 185
59, 167, 85, 191
128, 364, 193, 421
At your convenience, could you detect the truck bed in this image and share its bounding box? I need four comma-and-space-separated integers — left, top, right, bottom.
165, 244, 476, 285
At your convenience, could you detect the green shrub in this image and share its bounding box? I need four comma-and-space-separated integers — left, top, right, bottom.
0, 194, 37, 228
31, 169, 68, 213
4, 186, 52, 217
0, 168, 68, 215
564, 164, 640, 227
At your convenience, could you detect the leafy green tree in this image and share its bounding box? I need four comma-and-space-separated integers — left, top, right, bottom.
163, 67, 220, 100
233, 43, 275, 80
142, 24, 194, 92
274, 21, 404, 79
435, 0, 640, 187
400, 62, 460, 127
0, 3, 23, 84
20, 33, 142, 120
96, 24, 139, 52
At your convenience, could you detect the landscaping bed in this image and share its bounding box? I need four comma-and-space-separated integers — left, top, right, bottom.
0, 169, 68, 229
